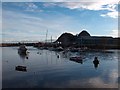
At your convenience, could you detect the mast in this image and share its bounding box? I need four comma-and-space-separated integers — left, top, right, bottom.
81, 37, 82, 48
51, 36, 52, 43
45, 29, 48, 43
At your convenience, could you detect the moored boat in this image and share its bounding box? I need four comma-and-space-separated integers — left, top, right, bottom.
70, 56, 83, 61
70, 56, 83, 64
54, 47, 63, 51
15, 65, 27, 72
18, 45, 27, 54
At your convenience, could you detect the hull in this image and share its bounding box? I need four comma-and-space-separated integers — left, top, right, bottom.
18, 49, 27, 54
18, 45, 27, 54
15, 66, 27, 72
70, 56, 83, 64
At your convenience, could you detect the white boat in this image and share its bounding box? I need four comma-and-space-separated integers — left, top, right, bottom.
18, 45, 27, 54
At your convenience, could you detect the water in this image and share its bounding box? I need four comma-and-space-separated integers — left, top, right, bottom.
2, 47, 119, 88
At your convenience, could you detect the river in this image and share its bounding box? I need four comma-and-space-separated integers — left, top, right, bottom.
2, 46, 119, 88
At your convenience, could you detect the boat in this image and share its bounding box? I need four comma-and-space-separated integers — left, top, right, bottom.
70, 56, 83, 64
15, 65, 27, 72
18, 45, 27, 54
54, 47, 63, 51
70, 56, 82, 60
70, 48, 79, 52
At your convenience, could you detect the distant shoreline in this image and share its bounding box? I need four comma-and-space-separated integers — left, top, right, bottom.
0, 43, 120, 50
0, 43, 35, 47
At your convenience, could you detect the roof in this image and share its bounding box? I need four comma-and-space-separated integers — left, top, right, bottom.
78, 30, 91, 37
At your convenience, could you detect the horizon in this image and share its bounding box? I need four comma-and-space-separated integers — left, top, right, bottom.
1, 1, 119, 42
1, 30, 120, 44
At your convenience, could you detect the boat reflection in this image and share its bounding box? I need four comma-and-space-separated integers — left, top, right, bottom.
70, 59, 83, 64
18, 52, 29, 60
17, 53, 28, 72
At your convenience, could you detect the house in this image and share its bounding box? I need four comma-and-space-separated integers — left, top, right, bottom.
55, 30, 120, 49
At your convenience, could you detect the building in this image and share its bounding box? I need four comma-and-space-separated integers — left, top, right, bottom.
56, 30, 120, 49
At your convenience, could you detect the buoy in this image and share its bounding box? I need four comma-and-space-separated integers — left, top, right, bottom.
37, 52, 39, 54
57, 55, 59, 58
26, 57, 28, 59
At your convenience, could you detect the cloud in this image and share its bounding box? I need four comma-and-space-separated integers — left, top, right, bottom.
2, 10, 78, 41
2, 2, 118, 42
59, 1, 118, 10
2, 0, 119, 3
109, 69, 118, 83
9, 2, 43, 12
88, 77, 117, 88
60, 1, 118, 18
109, 30, 118, 37
42, 0, 118, 18
43, 2, 57, 7
101, 10, 118, 18
3, 1, 118, 18
45, 76, 118, 88
25, 2, 43, 12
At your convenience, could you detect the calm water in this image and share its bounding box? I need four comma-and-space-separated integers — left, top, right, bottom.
2, 47, 119, 88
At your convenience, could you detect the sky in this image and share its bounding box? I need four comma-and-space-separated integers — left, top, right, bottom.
1, 0, 119, 42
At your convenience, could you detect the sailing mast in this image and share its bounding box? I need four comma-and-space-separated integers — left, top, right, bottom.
51, 36, 52, 43
45, 29, 48, 43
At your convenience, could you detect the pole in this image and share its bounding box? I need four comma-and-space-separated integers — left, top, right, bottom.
46, 29, 48, 43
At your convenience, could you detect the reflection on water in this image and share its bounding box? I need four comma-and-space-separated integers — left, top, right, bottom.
70, 59, 83, 64
93, 62, 99, 69
18, 53, 29, 60
2, 47, 119, 88
0, 48, 2, 90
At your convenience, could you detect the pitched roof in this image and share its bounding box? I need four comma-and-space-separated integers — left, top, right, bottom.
78, 30, 91, 37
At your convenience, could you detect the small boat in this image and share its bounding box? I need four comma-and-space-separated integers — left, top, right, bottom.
70, 56, 82, 60
55, 47, 63, 51
15, 65, 27, 72
18, 45, 27, 54
70, 48, 79, 52
70, 56, 83, 64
